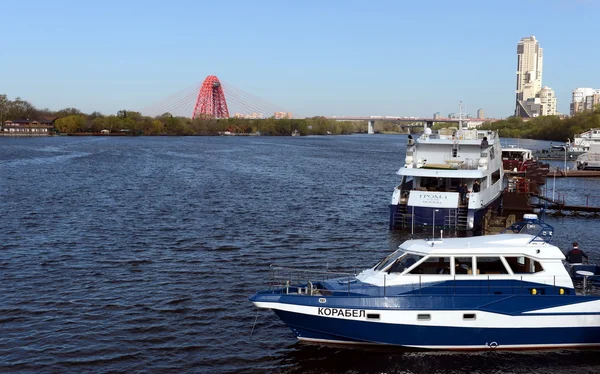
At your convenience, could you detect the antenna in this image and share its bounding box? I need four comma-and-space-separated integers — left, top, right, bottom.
459, 101, 464, 130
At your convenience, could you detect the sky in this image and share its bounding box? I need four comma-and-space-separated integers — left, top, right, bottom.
2, 0, 600, 118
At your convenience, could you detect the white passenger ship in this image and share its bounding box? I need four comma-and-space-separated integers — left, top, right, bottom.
389, 126, 504, 231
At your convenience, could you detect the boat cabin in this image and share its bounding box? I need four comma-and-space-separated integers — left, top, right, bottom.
390, 128, 504, 230
356, 233, 574, 293
502, 147, 534, 172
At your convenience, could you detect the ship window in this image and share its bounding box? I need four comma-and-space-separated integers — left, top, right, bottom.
409, 256, 451, 275
475, 257, 510, 275
491, 169, 501, 185
367, 314, 380, 320
463, 313, 476, 320
417, 314, 431, 321
504, 256, 544, 273
454, 257, 473, 275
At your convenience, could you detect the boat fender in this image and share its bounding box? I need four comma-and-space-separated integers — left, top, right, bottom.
531, 289, 537, 295
487, 341, 498, 349
559, 288, 565, 295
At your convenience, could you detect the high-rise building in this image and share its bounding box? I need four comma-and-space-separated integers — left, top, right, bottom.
515, 36, 554, 117
571, 88, 600, 115
433, 112, 441, 120
477, 109, 484, 119
539, 86, 557, 116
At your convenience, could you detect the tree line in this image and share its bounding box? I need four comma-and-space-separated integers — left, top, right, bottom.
479, 106, 600, 141
0, 94, 368, 136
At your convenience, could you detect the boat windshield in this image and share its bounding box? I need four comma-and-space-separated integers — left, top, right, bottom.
373, 250, 405, 271
387, 254, 424, 273
373, 250, 424, 273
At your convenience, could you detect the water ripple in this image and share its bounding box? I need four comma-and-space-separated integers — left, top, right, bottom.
0, 136, 599, 373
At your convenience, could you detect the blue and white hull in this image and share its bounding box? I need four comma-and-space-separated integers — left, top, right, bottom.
251, 229, 600, 350
251, 294, 600, 350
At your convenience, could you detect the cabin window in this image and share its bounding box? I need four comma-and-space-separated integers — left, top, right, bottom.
419, 177, 440, 191
475, 257, 510, 275
491, 169, 501, 185
387, 254, 424, 274
408, 256, 452, 275
489, 146, 495, 159
504, 256, 544, 273
454, 257, 473, 275
481, 176, 488, 188
417, 314, 431, 321
449, 178, 461, 190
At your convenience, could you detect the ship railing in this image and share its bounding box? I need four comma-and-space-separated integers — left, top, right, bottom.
442, 155, 478, 170
266, 266, 594, 296
268, 265, 356, 296
501, 220, 555, 244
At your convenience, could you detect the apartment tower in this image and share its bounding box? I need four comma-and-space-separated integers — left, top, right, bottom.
515, 36, 557, 117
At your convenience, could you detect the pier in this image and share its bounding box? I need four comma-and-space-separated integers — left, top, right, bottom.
546, 169, 600, 178
531, 194, 600, 215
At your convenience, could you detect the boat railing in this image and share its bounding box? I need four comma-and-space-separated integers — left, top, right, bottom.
268, 265, 356, 295
442, 155, 478, 170
267, 265, 588, 296
501, 219, 554, 244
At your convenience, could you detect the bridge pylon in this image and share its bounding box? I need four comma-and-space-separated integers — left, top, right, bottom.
368, 120, 374, 134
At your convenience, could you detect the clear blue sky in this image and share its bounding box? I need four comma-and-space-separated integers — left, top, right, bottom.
2, 0, 599, 118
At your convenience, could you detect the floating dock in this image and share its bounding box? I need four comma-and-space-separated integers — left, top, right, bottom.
531, 194, 600, 214
546, 169, 600, 178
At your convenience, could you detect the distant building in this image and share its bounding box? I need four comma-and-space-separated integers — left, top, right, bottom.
448, 113, 456, 119
274, 111, 293, 119
570, 88, 600, 115
233, 112, 264, 119
433, 112, 441, 120
477, 109, 485, 119
1, 119, 56, 136
539, 86, 557, 116
466, 120, 485, 129
515, 36, 555, 117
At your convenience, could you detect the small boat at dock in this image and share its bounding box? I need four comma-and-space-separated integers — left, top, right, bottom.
250, 215, 600, 350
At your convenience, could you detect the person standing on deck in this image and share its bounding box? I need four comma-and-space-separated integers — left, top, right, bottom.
472, 180, 481, 193
566, 242, 589, 264
457, 184, 464, 205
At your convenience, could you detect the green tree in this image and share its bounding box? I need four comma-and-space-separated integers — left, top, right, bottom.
55, 115, 86, 133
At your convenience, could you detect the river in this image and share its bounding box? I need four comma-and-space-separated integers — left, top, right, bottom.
1, 135, 599, 373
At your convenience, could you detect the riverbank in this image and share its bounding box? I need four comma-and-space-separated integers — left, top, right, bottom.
478, 107, 600, 142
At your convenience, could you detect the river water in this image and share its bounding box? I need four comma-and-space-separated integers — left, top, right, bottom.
1, 135, 599, 373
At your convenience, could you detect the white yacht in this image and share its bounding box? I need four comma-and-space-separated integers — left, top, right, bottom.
390, 126, 504, 231
571, 128, 600, 152
576, 143, 600, 170
249, 216, 600, 350
535, 128, 600, 160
